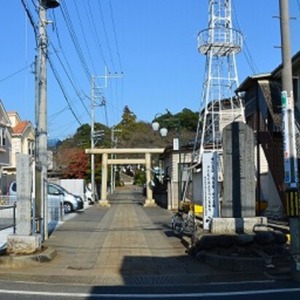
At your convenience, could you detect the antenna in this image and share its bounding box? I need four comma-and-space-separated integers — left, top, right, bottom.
195, 0, 245, 163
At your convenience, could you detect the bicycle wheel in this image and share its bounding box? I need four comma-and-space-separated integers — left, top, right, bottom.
172, 213, 184, 236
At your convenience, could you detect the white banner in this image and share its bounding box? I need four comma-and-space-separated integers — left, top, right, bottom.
202, 151, 219, 230
282, 91, 298, 188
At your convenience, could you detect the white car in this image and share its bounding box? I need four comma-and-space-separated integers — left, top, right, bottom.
9, 181, 83, 213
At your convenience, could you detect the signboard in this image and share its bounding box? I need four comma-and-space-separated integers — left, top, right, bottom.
202, 151, 219, 230
173, 138, 179, 151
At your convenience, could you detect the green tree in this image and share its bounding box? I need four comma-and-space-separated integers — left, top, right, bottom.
120, 105, 137, 127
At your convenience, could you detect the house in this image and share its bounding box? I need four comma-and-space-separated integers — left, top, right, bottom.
2, 112, 35, 192
236, 50, 300, 219
154, 143, 193, 210
0, 100, 12, 194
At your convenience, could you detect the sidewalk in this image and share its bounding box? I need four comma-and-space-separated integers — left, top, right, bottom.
0, 186, 271, 286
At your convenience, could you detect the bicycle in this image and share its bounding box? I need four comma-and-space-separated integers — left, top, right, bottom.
171, 206, 197, 236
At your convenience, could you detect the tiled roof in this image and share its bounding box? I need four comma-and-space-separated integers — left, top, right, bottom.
12, 121, 30, 134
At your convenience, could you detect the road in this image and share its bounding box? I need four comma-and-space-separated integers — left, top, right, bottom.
0, 186, 300, 299
0, 280, 300, 299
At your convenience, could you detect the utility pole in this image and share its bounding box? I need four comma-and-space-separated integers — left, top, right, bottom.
110, 127, 122, 194
90, 67, 122, 198
90, 76, 105, 203
35, 0, 60, 240
279, 0, 300, 276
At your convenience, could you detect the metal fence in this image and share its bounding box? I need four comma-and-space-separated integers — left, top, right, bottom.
0, 196, 16, 234
0, 195, 63, 236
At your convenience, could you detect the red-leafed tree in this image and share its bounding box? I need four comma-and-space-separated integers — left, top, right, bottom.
57, 148, 90, 179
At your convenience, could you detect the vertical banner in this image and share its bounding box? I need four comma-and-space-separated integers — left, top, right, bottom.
202, 151, 219, 230
282, 90, 298, 189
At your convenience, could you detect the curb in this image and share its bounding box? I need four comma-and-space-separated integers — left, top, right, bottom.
203, 252, 265, 272
0, 246, 57, 267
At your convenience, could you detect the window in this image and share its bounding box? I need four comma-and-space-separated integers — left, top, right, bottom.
0, 127, 6, 146
293, 77, 298, 105
28, 140, 35, 156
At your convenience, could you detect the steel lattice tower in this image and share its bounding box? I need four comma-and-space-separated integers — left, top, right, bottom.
194, 0, 245, 164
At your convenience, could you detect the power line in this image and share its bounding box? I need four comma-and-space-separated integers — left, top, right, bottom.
49, 42, 90, 118
109, 0, 123, 72
21, 0, 38, 46
60, 1, 91, 82
84, 0, 108, 68
96, 0, 117, 72
74, 0, 98, 75
47, 55, 82, 126
232, 0, 259, 74
0, 64, 33, 84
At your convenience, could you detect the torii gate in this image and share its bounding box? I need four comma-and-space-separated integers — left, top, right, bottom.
85, 148, 164, 206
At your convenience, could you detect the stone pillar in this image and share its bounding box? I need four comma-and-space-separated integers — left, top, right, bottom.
7, 154, 42, 255
222, 122, 255, 218
99, 153, 110, 207
144, 152, 156, 206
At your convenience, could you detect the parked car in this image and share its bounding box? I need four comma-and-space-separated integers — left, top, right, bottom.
9, 181, 84, 213
48, 183, 84, 213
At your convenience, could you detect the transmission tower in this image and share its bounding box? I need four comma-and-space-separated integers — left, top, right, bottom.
194, 0, 245, 164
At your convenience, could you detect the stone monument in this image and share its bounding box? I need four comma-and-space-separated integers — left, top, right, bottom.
211, 122, 267, 234
7, 154, 42, 254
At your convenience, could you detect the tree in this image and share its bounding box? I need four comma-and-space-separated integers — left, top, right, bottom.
120, 105, 137, 127
56, 148, 89, 179
52, 106, 199, 180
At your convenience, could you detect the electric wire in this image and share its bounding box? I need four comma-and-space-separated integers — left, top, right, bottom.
49, 42, 90, 118
96, 0, 117, 72
60, 1, 91, 83
84, 0, 108, 69
20, 1, 123, 134
232, 0, 259, 75
47, 54, 82, 126
109, 0, 123, 72
21, 0, 38, 46
0, 64, 33, 84
50, 12, 92, 119
74, 0, 98, 76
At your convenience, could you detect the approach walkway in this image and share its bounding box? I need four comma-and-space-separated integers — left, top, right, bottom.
0, 186, 269, 286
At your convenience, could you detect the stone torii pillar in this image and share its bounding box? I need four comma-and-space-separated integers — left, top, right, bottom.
144, 152, 154, 206
100, 152, 109, 207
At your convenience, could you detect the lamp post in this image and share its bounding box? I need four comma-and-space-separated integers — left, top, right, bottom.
152, 114, 183, 203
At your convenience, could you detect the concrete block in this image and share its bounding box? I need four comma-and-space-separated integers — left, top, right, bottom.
6, 234, 42, 255
98, 200, 111, 207
144, 199, 157, 207
211, 217, 267, 234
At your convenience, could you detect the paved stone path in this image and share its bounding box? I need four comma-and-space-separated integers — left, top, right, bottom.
0, 186, 267, 286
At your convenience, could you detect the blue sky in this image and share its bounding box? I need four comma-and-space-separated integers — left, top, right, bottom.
1, 0, 300, 140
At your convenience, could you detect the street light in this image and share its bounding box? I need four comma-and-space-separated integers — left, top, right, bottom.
152, 113, 183, 202
152, 114, 168, 137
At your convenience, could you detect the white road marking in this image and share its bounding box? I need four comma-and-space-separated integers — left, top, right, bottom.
0, 287, 300, 298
